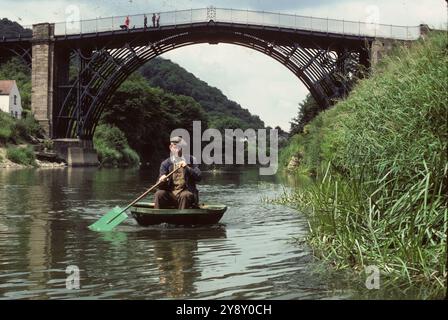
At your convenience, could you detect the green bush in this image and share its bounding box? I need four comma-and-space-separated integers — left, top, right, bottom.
0, 111, 14, 143
96, 146, 121, 167
6, 146, 36, 166
0, 111, 42, 144
93, 124, 140, 167
122, 147, 140, 166
42, 139, 53, 150
13, 113, 42, 141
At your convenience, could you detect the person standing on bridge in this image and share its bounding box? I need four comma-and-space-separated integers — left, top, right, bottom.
120, 15, 130, 30
152, 13, 156, 27
154, 136, 201, 209
156, 13, 160, 28
125, 15, 130, 29
144, 14, 148, 29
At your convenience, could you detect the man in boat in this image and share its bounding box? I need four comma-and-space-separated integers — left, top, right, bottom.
154, 136, 201, 209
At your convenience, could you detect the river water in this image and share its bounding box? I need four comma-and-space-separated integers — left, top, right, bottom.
3, 166, 431, 300
0, 166, 343, 299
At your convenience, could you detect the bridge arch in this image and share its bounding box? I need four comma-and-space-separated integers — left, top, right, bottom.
54, 25, 369, 139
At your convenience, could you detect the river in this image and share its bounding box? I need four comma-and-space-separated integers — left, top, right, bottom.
0, 166, 341, 299
1, 166, 427, 300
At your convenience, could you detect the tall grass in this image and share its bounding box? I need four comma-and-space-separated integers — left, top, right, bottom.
278, 163, 446, 292
279, 32, 447, 296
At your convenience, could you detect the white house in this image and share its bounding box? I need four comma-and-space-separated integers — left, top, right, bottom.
0, 80, 22, 119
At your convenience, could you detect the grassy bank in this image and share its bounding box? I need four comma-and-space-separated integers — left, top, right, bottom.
0, 110, 140, 168
0, 111, 41, 166
279, 32, 447, 296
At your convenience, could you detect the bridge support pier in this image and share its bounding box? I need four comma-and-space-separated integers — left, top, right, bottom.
53, 139, 99, 167
31, 23, 54, 137
31, 23, 70, 138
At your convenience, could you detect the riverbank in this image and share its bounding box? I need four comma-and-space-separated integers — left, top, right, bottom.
0, 147, 66, 169
279, 31, 447, 297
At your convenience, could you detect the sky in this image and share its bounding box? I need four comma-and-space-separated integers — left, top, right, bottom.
2, 0, 447, 130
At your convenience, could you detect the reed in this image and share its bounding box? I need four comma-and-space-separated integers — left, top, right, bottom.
277, 32, 447, 297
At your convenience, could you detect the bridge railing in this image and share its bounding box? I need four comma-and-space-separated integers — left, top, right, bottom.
52, 8, 420, 40
2, 8, 421, 40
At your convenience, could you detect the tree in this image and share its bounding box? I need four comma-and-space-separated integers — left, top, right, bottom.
0, 57, 31, 110
139, 57, 265, 130
99, 73, 208, 164
289, 94, 321, 136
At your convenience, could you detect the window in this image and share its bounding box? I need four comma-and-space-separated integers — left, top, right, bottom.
15, 111, 18, 118
14, 95, 17, 105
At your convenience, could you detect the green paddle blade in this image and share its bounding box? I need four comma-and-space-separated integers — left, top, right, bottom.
88, 206, 128, 232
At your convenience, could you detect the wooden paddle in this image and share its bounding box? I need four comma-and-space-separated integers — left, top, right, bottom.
88, 165, 183, 232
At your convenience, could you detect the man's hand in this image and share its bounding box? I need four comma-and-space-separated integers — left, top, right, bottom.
158, 174, 168, 182
178, 160, 187, 168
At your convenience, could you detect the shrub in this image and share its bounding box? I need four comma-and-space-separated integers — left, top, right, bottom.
93, 124, 140, 167
13, 113, 42, 142
6, 146, 36, 166
0, 111, 42, 144
0, 111, 14, 143
122, 147, 140, 166
42, 139, 53, 150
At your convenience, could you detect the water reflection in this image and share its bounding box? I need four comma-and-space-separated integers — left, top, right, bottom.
146, 226, 226, 298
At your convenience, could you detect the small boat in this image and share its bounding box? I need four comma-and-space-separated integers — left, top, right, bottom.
130, 202, 227, 226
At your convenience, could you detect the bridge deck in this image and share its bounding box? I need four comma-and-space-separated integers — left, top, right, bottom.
1, 7, 420, 43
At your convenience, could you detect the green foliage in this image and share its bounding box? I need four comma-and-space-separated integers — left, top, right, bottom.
13, 113, 42, 142
211, 116, 246, 132
289, 94, 322, 136
0, 111, 42, 144
0, 57, 31, 110
100, 73, 208, 163
278, 134, 303, 168
139, 57, 265, 130
93, 124, 140, 167
42, 139, 53, 150
6, 145, 36, 166
279, 32, 448, 292
0, 111, 15, 143
0, 18, 32, 38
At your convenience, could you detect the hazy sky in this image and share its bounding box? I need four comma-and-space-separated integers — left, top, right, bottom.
2, 0, 447, 130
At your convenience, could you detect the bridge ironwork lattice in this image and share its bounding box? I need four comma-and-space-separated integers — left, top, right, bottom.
0, 7, 420, 139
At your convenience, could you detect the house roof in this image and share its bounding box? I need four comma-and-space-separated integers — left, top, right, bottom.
0, 80, 16, 95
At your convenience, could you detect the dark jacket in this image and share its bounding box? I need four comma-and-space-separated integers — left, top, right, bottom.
158, 155, 201, 200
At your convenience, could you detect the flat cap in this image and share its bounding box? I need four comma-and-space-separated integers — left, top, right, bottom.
170, 136, 184, 145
